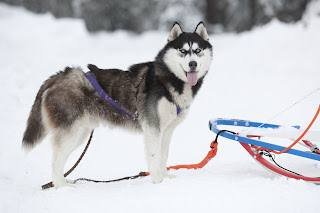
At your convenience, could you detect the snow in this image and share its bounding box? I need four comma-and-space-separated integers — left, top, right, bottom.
1, 2, 320, 213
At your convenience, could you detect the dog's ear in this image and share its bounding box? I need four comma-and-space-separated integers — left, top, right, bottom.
168, 22, 183, 42
88, 64, 100, 72
195, 22, 209, 41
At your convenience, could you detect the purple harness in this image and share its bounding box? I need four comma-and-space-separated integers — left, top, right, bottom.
86, 71, 181, 119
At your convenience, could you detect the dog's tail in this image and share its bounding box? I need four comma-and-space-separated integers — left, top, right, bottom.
22, 84, 48, 151
22, 71, 62, 151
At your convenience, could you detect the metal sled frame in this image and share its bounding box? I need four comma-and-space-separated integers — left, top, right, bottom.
209, 119, 320, 183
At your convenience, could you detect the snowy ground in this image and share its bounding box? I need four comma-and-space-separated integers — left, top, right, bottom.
1, 2, 320, 213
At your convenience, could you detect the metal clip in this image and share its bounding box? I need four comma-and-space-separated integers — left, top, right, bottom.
311, 144, 319, 153
133, 111, 139, 120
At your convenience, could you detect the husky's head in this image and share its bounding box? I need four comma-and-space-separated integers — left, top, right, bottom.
157, 22, 212, 86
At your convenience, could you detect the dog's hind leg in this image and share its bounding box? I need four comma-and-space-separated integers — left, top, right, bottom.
51, 127, 91, 188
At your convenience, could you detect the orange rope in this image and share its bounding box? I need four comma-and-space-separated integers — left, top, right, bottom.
167, 141, 218, 171
144, 141, 218, 176
256, 104, 320, 154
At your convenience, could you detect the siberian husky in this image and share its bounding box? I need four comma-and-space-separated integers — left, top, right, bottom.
23, 22, 213, 188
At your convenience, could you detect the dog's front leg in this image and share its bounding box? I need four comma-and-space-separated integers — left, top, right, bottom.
160, 113, 185, 179
160, 125, 175, 178
143, 128, 164, 183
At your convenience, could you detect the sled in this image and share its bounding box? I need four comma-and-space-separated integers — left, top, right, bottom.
208, 106, 320, 183
163, 105, 320, 183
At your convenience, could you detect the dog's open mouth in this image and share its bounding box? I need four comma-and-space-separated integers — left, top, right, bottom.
184, 71, 198, 86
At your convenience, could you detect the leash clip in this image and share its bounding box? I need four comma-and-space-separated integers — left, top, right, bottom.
210, 141, 218, 149
133, 111, 138, 120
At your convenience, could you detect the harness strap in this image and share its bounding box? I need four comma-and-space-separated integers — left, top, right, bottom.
86, 71, 136, 118
176, 104, 181, 115
86, 71, 182, 117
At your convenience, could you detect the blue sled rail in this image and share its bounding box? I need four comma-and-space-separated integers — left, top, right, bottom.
209, 119, 320, 162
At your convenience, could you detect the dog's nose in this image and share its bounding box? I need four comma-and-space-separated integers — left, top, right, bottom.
189, 61, 197, 70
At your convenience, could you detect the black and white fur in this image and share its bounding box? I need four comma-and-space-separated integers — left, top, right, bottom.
23, 22, 212, 188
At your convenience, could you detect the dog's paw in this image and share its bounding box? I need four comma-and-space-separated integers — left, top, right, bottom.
151, 175, 164, 184
164, 173, 176, 179
54, 183, 76, 189
53, 179, 76, 189
66, 179, 75, 184
161, 169, 176, 180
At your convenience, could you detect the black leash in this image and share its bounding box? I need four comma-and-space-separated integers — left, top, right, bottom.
73, 172, 148, 184
259, 150, 305, 176
213, 130, 237, 145
42, 130, 95, 190
259, 150, 320, 178
41, 130, 147, 190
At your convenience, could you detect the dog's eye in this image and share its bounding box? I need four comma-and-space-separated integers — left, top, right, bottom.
194, 48, 202, 54
179, 49, 187, 54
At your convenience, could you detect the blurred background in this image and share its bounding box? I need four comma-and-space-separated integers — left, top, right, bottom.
0, 0, 311, 33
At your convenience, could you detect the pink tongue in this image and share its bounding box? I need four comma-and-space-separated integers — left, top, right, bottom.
187, 71, 198, 86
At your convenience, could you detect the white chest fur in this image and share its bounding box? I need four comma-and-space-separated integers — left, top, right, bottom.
169, 84, 193, 109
